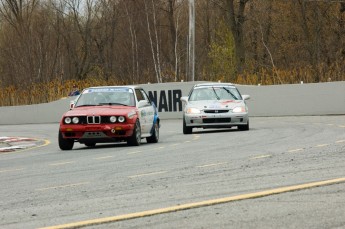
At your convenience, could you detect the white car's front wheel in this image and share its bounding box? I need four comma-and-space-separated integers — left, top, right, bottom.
183, 117, 193, 134
238, 120, 249, 131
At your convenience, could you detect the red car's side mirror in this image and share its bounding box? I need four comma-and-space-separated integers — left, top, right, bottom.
70, 101, 75, 110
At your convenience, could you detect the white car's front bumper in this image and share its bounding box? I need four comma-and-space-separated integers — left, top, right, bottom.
184, 112, 249, 128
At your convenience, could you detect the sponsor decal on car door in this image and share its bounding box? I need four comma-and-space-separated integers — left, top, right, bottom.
141, 89, 155, 135
139, 107, 147, 133
146, 106, 155, 133
136, 89, 151, 134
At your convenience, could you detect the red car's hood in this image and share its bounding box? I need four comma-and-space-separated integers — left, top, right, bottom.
63, 106, 136, 117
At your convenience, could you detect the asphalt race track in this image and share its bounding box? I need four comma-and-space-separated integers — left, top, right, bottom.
1, 116, 345, 229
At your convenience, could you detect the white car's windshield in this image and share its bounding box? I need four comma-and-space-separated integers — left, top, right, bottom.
75, 88, 135, 107
189, 86, 241, 101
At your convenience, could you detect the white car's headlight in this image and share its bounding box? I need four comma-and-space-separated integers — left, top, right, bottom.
64, 117, 72, 124
232, 106, 246, 113
118, 116, 125, 122
186, 108, 201, 114
109, 116, 117, 123
127, 110, 136, 119
72, 117, 79, 124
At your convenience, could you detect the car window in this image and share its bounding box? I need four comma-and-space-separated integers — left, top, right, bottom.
108, 90, 135, 106
219, 87, 241, 100
135, 89, 146, 102
189, 86, 242, 101
140, 89, 151, 103
189, 88, 216, 101
75, 88, 135, 106
135, 89, 143, 101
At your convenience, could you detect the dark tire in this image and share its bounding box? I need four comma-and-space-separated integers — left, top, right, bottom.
127, 120, 141, 146
238, 120, 249, 131
146, 122, 159, 143
84, 142, 96, 147
183, 118, 192, 134
58, 131, 74, 150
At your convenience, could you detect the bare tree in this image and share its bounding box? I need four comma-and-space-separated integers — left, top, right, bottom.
1, 0, 345, 95
167, 0, 178, 81
225, 0, 249, 74
124, 1, 137, 84
144, 0, 162, 83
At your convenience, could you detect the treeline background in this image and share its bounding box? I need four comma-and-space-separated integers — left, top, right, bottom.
0, 0, 344, 106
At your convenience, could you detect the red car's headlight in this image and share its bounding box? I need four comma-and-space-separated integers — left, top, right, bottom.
109, 116, 117, 123
64, 117, 79, 124
72, 117, 79, 124
118, 116, 125, 122
64, 117, 72, 124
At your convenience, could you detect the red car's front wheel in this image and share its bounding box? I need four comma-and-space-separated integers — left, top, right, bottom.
58, 131, 74, 150
127, 120, 141, 146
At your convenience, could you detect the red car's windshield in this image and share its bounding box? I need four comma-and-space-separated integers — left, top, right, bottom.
75, 88, 135, 107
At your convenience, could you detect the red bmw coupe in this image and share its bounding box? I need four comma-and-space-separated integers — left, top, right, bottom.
58, 86, 160, 150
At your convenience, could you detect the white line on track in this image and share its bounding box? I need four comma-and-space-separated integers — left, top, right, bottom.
250, 155, 272, 160
94, 156, 113, 160
49, 161, 75, 166
315, 144, 329, 148
169, 143, 179, 147
36, 182, 90, 191
0, 168, 25, 173
287, 148, 304, 153
192, 135, 200, 140
127, 151, 142, 155
196, 162, 227, 168
128, 171, 167, 178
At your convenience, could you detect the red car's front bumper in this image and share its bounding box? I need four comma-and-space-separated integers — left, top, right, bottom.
60, 123, 135, 140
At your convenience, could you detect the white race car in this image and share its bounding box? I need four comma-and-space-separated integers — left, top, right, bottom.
181, 83, 250, 134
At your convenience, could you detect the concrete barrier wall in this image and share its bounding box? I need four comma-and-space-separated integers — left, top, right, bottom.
236, 82, 345, 116
0, 81, 344, 125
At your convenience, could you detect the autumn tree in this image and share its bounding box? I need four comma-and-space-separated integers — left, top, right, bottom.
206, 21, 236, 82
0, 0, 345, 101
224, 0, 249, 74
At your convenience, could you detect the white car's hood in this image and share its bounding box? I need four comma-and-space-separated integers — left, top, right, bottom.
186, 100, 244, 110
